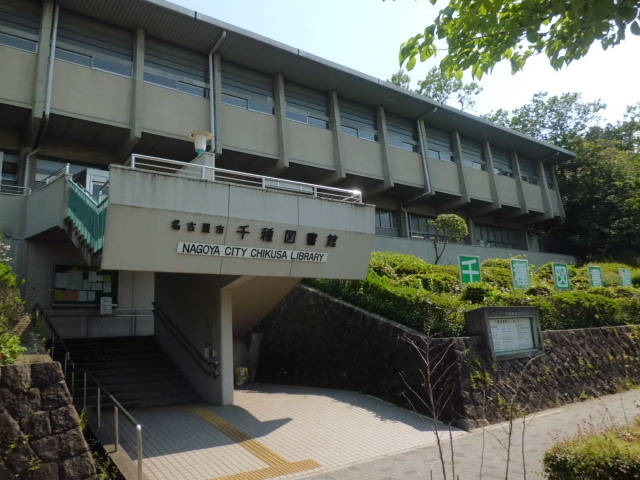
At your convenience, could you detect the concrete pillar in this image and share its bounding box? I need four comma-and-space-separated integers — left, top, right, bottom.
217, 286, 235, 405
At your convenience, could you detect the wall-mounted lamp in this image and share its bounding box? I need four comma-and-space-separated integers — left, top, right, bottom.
188, 131, 214, 156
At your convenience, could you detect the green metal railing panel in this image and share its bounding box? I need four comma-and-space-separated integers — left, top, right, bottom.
67, 180, 108, 252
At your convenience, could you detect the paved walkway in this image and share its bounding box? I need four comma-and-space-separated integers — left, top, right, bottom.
94, 384, 640, 480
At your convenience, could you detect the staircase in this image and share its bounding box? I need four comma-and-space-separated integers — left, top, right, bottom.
51, 336, 201, 409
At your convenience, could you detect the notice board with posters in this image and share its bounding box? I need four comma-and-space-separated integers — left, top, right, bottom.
52, 265, 119, 306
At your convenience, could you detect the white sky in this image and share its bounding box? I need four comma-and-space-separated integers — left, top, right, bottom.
173, 0, 640, 124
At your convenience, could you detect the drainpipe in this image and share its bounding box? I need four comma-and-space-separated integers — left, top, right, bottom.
208, 31, 227, 152
400, 106, 438, 238
25, 3, 59, 188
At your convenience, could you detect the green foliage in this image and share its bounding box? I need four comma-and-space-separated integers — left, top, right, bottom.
429, 214, 469, 264
309, 252, 640, 337
399, 0, 640, 78
0, 242, 27, 365
543, 416, 640, 480
548, 291, 621, 329
483, 92, 640, 265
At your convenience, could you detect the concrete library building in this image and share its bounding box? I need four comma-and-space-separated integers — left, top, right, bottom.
0, 0, 574, 406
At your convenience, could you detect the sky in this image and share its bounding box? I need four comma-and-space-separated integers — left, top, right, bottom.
172, 0, 640, 124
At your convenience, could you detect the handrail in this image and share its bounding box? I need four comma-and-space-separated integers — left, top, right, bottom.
128, 153, 363, 203
152, 302, 219, 378
0, 183, 32, 195
32, 305, 144, 479
67, 179, 109, 252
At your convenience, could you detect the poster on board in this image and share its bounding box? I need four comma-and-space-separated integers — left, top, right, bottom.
52, 265, 118, 306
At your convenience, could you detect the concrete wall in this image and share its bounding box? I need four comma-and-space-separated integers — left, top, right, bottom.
142, 83, 209, 139
0, 46, 37, 107
23, 176, 67, 239
51, 61, 132, 128
101, 166, 375, 279
373, 235, 577, 266
257, 285, 640, 427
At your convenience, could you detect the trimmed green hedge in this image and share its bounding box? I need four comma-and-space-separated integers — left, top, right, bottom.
543, 416, 640, 480
306, 252, 640, 337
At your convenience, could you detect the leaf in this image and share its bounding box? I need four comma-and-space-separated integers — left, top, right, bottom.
617, 6, 638, 21
631, 20, 640, 36
406, 56, 417, 71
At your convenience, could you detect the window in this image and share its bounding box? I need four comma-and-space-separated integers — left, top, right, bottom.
519, 156, 538, 185
339, 98, 377, 141
0, 1, 40, 53
425, 126, 454, 162
492, 148, 514, 178
144, 37, 209, 98
386, 113, 419, 153
544, 164, 555, 189
55, 11, 133, 77
0, 152, 19, 191
375, 208, 399, 236
284, 81, 329, 129
221, 62, 275, 115
474, 224, 522, 249
460, 137, 486, 170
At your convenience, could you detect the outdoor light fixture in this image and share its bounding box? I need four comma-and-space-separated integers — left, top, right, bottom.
188, 131, 214, 155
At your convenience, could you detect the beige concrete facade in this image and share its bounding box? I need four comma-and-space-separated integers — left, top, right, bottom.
0, 0, 574, 404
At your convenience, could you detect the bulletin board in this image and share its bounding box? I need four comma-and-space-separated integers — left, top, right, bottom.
52, 265, 119, 306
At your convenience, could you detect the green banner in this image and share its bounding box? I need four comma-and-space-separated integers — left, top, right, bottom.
510, 259, 531, 289
588, 266, 604, 287
553, 263, 571, 290
619, 268, 632, 287
459, 255, 482, 284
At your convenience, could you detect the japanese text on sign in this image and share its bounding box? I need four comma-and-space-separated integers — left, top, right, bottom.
489, 317, 535, 354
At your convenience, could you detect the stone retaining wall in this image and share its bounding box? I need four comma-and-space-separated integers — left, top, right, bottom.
256, 285, 640, 428
0, 359, 96, 479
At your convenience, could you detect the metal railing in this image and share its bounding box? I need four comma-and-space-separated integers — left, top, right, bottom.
32, 305, 144, 479
67, 179, 109, 252
126, 153, 363, 203
152, 302, 219, 377
0, 183, 32, 195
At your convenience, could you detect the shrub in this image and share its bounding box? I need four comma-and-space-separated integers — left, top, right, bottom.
461, 282, 498, 304
420, 270, 461, 294
548, 291, 620, 329
543, 416, 640, 480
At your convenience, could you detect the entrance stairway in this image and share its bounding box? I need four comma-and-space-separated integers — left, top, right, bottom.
51, 336, 201, 409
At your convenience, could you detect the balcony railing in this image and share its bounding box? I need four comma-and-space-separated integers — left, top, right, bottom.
0, 183, 31, 195
125, 154, 363, 203
67, 180, 108, 252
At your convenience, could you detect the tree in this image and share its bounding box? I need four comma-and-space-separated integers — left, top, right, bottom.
429, 214, 469, 264
389, 69, 411, 90
388, 67, 482, 111
489, 93, 640, 263
398, 0, 640, 79
482, 92, 606, 149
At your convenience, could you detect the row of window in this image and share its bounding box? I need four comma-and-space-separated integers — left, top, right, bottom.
376, 209, 524, 249
0, 1, 555, 184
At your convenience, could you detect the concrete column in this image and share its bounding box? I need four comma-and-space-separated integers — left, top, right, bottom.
116, 27, 144, 161
270, 73, 289, 175
217, 286, 235, 405
511, 151, 528, 215
377, 106, 394, 190
213, 53, 223, 155
323, 91, 346, 184
483, 141, 501, 208
537, 159, 553, 219
452, 131, 470, 203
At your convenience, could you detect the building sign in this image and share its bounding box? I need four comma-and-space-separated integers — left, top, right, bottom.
53, 265, 118, 306
465, 306, 544, 361
552, 263, 571, 290
510, 259, 531, 289
619, 268, 632, 287
459, 255, 482, 284
489, 317, 535, 354
589, 266, 604, 287
177, 242, 328, 262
